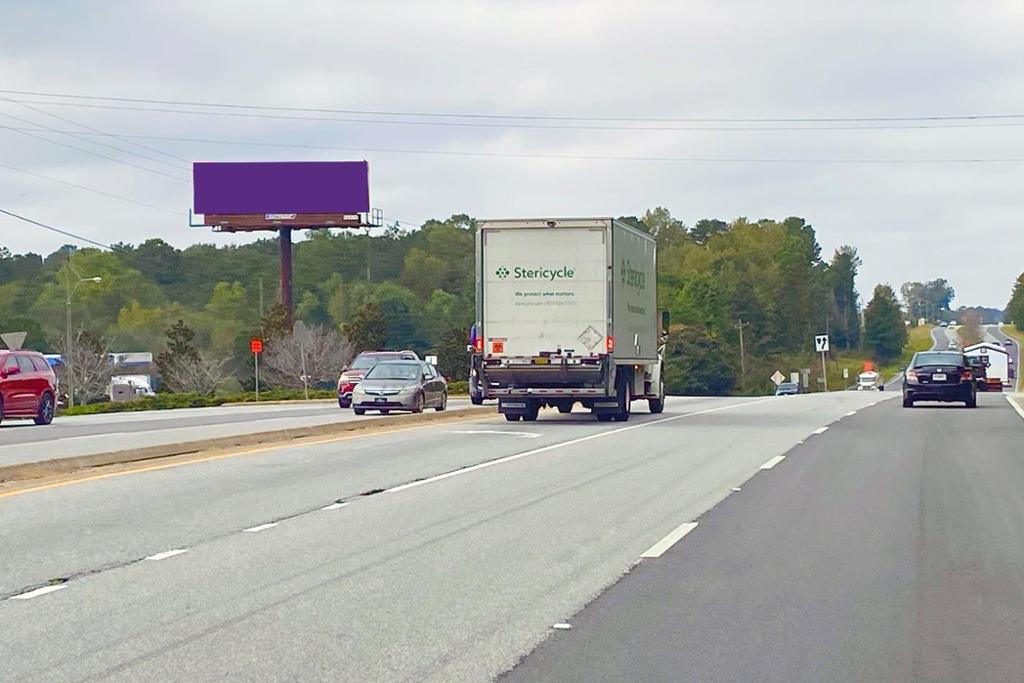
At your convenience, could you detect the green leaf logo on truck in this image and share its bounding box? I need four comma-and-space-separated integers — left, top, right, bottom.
495, 266, 575, 281
620, 259, 646, 291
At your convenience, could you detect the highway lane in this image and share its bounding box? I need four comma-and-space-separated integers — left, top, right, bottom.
505, 392, 1024, 683
0, 393, 890, 682
0, 399, 471, 468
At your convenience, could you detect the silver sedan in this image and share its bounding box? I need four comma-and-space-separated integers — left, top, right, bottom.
352, 361, 448, 415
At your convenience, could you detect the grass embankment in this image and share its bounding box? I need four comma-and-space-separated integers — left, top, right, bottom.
62, 389, 338, 416
62, 381, 473, 416
1001, 324, 1024, 347
749, 325, 934, 394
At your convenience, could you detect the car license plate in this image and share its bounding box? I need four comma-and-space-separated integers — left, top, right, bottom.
374, 397, 386, 403
932, 373, 946, 381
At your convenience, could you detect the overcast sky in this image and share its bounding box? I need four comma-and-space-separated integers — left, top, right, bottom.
2, 1, 1022, 308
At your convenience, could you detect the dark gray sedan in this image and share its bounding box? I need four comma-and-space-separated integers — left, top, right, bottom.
352, 361, 447, 415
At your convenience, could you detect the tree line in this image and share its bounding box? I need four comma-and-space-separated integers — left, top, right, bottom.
1, 210, 916, 398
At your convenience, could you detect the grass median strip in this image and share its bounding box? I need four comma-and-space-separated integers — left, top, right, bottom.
0, 406, 495, 498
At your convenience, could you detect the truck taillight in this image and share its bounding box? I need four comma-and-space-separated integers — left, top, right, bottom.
474, 338, 483, 353
606, 336, 615, 352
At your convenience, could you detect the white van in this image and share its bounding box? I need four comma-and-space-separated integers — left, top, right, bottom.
856, 371, 883, 391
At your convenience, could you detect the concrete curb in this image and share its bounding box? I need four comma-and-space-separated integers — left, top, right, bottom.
0, 406, 494, 485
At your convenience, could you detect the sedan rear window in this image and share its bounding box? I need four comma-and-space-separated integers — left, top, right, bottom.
913, 352, 962, 367
350, 354, 397, 370
365, 363, 420, 380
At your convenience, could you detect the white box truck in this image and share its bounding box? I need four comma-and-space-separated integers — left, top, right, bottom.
475, 217, 666, 422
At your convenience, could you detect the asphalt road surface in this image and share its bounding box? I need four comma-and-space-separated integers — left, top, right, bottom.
2, 390, 1021, 681
0, 399, 471, 468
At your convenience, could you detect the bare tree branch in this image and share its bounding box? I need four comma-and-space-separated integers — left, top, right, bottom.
262, 322, 352, 391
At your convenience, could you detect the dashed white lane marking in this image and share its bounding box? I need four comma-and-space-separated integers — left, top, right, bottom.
144, 549, 188, 561
813, 426, 829, 435
244, 523, 278, 533
845, 411, 857, 417
385, 398, 777, 495
10, 584, 66, 600
760, 455, 786, 470
447, 430, 541, 438
641, 522, 699, 558
1006, 395, 1024, 422
553, 623, 573, 630
730, 487, 742, 492
320, 502, 349, 511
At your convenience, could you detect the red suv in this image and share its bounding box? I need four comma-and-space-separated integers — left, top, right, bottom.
0, 350, 58, 425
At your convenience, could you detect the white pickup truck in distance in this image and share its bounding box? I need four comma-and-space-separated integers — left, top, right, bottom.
475, 217, 666, 422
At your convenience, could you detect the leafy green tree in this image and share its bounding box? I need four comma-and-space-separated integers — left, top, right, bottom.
343, 303, 388, 353
828, 246, 862, 350
863, 284, 907, 362
436, 326, 470, 380
1004, 273, 1024, 331
689, 219, 728, 245
663, 326, 734, 396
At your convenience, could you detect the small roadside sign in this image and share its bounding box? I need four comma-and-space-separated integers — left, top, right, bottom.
814, 334, 830, 353
790, 371, 800, 385
843, 367, 849, 379
250, 338, 263, 354
0, 331, 27, 350
770, 370, 785, 386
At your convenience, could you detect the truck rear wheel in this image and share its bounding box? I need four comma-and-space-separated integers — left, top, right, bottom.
522, 401, 541, 421
505, 413, 521, 422
612, 371, 631, 422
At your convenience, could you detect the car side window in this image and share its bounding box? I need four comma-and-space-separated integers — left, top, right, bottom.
30, 356, 50, 372
17, 356, 35, 373
3, 356, 17, 372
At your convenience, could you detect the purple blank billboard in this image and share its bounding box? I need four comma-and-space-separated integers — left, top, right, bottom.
193, 161, 369, 215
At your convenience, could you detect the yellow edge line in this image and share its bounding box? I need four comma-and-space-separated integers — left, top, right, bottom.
0, 413, 497, 501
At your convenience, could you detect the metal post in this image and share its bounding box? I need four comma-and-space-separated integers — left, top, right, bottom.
299, 337, 309, 401
279, 227, 293, 327
821, 350, 829, 392
65, 272, 74, 409
254, 351, 260, 402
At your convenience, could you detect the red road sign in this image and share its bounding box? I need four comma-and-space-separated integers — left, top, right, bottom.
250, 338, 263, 354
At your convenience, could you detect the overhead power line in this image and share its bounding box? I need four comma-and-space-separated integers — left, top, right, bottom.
1, 88, 1023, 124
0, 97, 191, 170
0, 160, 180, 214
2, 98, 1023, 133
0, 207, 112, 250
0, 121, 191, 183
3, 127, 1021, 164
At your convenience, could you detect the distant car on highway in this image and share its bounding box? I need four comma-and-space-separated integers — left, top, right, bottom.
352, 360, 447, 415
856, 371, 884, 391
0, 349, 58, 425
774, 382, 800, 396
1004, 339, 1014, 347
939, 321, 949, 327
337, 350, 419, 408
902, 351, 976, 408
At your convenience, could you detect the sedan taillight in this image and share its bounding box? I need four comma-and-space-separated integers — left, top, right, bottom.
961, 370, 972, 380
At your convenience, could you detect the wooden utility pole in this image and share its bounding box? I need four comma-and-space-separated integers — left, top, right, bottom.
736, 319, 749, 392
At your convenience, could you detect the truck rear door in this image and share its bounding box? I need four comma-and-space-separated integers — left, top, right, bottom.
482, 226, 607, 358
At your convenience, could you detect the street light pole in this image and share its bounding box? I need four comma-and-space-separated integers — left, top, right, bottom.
63, 256, 102, 408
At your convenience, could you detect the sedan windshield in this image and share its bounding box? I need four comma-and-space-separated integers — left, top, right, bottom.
913, 352, 962, 367
365, 363, 421, 380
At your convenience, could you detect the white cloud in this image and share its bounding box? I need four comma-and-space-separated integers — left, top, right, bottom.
1, 0, 1022, 306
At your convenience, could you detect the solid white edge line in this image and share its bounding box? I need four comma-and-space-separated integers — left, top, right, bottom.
1005, 395, 1024, 422
384, 397, 777, 495
243, 523, 278, 533
9, 584, 66, 600
320, 502, 349, 511
640, 521, 699, 558
144, 549, 188, 561
760, 455, 786, 470
813, 426, 829, 435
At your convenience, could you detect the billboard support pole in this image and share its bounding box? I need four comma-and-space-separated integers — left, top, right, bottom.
279, 227, 294, 327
